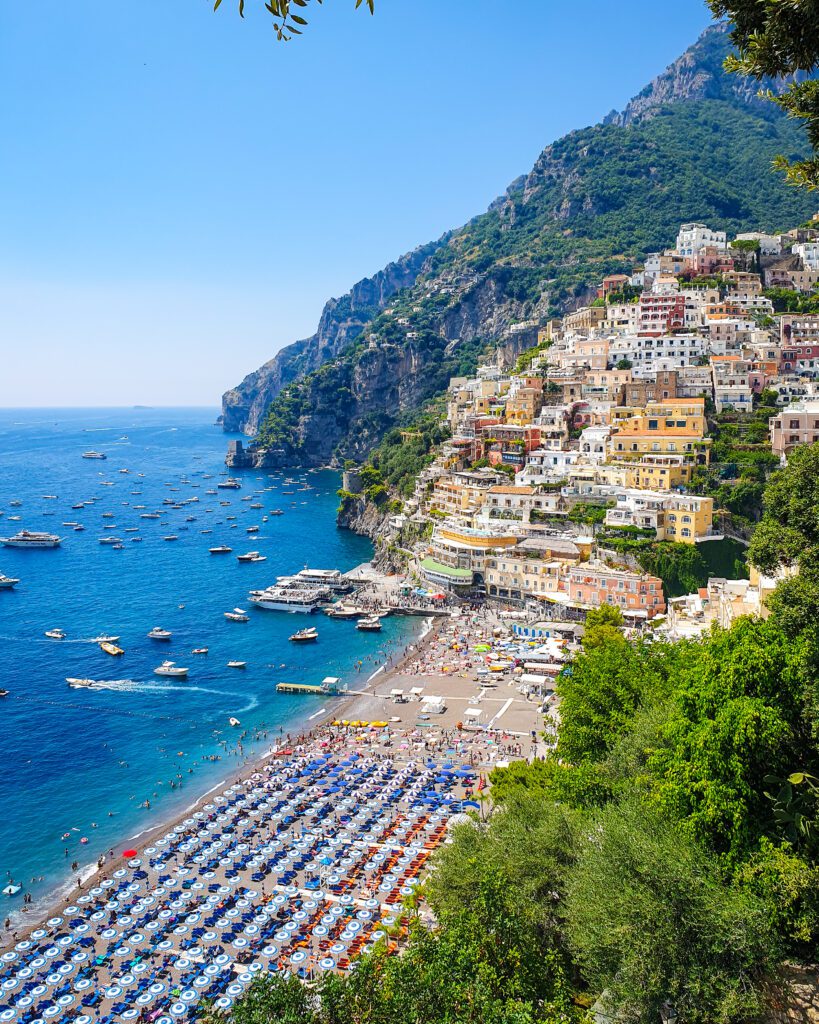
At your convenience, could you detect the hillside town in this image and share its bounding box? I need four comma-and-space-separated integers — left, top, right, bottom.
347, 217, 819, 636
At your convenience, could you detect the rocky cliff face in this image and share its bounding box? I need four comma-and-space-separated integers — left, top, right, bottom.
222, 240, 445, 434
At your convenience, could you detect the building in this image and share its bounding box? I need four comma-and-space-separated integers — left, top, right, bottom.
769, 398, 819, 456
603, 490, 718, 543
563, 563, 666, 618
676, 223, 727, 256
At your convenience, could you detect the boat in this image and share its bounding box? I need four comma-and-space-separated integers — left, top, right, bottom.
224, 608, 250, 622
356, 615, 383, 632
288, 568, 352, 593
130, 537, 142, 542
163, 535, 179, 541
74, 525, 85, 532
100, 641, 124, 656
227, 660, 246, 669
99, 537, 123, 545
269, 509, 284, 516
217, 478, 242, 490
289, 626, 319, 643
246, 525, 259, 533
147, 627, 172, 641
209, 545, 232, 554
111, 543, 125, 550
0, 689, 8, 698
66, 678, 98, 689
90, 634, 120, 643
237, 551, 261, 562
229, 716, 241, 726
82, 451, 107, 459
0, 530, 62, 549
325, 603, 368, 619
140, 513, 160, 520
191, 647, 209, 655
0, 574, 20, 589
45, 628, 66, 639
154, 660, 188, 677
248, 579, 330, 613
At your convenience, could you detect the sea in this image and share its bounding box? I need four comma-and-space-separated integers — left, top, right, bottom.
0, 407, 420, 920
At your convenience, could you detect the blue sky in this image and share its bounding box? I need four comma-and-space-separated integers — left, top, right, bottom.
1, 0, 713, 407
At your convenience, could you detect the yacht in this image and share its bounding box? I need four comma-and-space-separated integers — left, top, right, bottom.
99, 537, 123, 545
148, 627, 172, 641
217, 478, 242, 490
140, 513, 161, 520
209, 545, 232, 554
0, 530, 62, 549
356, 615, 383, 632
154, 660, 188, 678
66, 678, 98, 689
100, 641, 124, 656
248, 579, 330, 613
163, 535, 178, 542
237, 551, 260, 562
45, 628, 66, 639
0, 574, 20, 589
289, 626, 319, 643
224, 608, 250, 622
82, 451, 107, 460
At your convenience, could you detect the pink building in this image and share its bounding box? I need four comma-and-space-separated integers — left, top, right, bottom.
638, 294, 685, 336
564, 564, 666, 618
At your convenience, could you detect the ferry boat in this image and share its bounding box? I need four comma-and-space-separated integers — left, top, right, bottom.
217, 478, 242, 490
147, 627, 172, 641
100, 641, 124, 656
248, 579, 330, 613
82, 451, 107, 459
0, 574, 20, 589
224, 608, 249, 622
289, 626, 318, 643
209, 545, 232, 554
286, 568, 352, 593
154, 660, 188, 678
45, 628, 66, 639
356, 615, 383, 632
0, 530, 62, 549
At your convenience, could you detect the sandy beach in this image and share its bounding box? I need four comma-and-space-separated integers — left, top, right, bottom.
0, 606, 554, 1022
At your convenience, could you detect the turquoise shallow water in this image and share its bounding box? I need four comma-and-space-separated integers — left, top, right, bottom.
0, 408, 417, 917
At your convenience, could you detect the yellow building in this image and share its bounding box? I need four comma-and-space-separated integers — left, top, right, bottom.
608, 398, 711, 476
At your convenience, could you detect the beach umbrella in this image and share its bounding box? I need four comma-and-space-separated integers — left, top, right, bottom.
169, 1002, 189, 1017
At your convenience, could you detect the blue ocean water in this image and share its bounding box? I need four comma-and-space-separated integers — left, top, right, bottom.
0, 408, 417, 916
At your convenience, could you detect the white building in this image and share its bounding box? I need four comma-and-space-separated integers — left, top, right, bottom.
734, 232, 782, 256
676, 223, 727, 257
793, 241, 819, 271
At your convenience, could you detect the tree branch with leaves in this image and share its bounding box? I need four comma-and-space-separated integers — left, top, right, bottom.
213, 0, 374, 41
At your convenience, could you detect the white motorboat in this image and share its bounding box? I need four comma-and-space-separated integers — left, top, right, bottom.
209, 545, 232, 554
217, 478, 242, 490
224, 608, 249, 622
82, 451, 107, 459
227, 660, 246, 669
237, 551, 261, 563
154, 661, 188, 678
356, 615, 383, 632
0, 574, 20, 589
66, 678, 98, 689
90, 634, 120, 643
147, 627, 172, 641
191, 647, 209, 655
0, 530, 62, 549
45, 628, 66, 639
289, 626, 318, 643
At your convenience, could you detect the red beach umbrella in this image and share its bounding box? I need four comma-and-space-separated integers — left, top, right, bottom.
122, 848, 138, 858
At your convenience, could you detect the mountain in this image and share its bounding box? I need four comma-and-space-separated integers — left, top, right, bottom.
222, 23, 816, 462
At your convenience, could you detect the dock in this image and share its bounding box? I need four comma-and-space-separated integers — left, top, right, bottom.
276, 676, 345, 696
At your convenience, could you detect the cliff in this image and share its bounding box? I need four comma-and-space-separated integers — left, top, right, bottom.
223, 22, 817, 463
222, 240, 445, 434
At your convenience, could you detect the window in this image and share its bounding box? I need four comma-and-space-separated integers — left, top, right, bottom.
648, 419, 658, 429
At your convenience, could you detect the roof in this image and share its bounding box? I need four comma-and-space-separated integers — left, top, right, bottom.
487, 486, 535, 495
419, 558, 473, 581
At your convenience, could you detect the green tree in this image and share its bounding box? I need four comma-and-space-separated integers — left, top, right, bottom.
709, 0, 819, 189
565, 798, 779, 1024
214, 0, 373, 41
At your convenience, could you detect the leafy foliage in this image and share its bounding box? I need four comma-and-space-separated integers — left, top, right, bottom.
213, 0, 373, 42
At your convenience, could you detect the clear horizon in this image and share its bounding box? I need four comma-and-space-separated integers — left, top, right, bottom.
2, 0, 712, 407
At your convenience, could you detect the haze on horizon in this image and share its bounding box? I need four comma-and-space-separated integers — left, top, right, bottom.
1, 0, 712, 408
